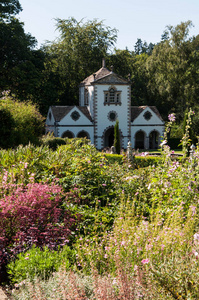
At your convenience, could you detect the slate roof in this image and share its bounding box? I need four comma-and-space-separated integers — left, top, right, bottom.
131, 106, 163, 122
51, 106, 92, 122
81, 67, 112, 85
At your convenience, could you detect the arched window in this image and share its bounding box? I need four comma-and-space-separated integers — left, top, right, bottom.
77, 131, 90, 139
62, 130, 74, 138
149, 130, 160, 149
135, 130, 145, 149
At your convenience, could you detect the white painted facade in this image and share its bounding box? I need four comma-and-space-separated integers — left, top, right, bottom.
46, 61, 164, 150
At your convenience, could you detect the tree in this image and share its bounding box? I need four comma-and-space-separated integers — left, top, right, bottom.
114, 120, 120, 155
146, 21, 199, 120
134, 38, 155, 55
107, 49, 133, 79
0, 105, 15, 148
0, 0, 45, 104
44, 18, 118, 107
0, 92, 44, 148
0, 0, 22, 20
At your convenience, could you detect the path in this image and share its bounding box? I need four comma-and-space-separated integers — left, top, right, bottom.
0, 288, 9, 300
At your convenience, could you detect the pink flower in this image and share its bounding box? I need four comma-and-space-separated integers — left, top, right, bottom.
102, 183, 106, 186
168, 113, 176, 122
141, 258, 149, 264
194, 233, 199, 244
193, 250, 199, 259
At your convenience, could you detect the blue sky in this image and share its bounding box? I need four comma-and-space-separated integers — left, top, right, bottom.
19, 0, 199, 50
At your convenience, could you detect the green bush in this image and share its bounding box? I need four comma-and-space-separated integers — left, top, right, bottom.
105, 153, 123, 165
42, 136, 67, 150
134, 155, 162, 168
0, 93, 44, 148
114, 120, 121, 154
7, 245, 75, 284
0, 107, 15, 148
41, 136, 91, 150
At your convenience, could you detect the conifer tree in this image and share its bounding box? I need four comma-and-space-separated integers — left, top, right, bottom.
114, 119, 120, 154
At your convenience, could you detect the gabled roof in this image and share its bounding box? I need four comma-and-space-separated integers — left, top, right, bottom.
131, 106, 163, 122
51, 106, 74, 122
81, 67, 129, 85
81, 67, 111, 85
50, 106, 92, 122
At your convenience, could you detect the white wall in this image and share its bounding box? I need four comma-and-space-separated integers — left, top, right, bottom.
57, 107, 94, 143
131, 125, 164, 149
95, 84, 130, 149
45, 107, 56, 135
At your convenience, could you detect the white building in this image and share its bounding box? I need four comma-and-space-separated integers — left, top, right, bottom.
46, 60, 164, 150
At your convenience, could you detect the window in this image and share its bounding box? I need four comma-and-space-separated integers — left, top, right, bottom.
109, 88, 115, 103
84, 88, 89, 106
104, 86, 121, 105
108, 111, 117, 121
71, 110, 80, 121
143, 111, 152, 121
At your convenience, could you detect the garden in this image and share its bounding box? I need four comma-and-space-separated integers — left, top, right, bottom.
1, 111, 199, 299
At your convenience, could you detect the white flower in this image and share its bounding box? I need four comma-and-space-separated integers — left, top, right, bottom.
160, 140, 167, 147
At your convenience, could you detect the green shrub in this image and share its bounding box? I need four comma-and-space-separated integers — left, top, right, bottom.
105, 153, 123, 165
134, 155, 162, 168
41, 136, 91, 150
114, 120, 121, 154
0, 107, 15, 148
7, 245, 76, 284
0, 93, 44, 148
42, 137, 67, 150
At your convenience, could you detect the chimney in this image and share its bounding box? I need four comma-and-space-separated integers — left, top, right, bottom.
102, 58, 106, 68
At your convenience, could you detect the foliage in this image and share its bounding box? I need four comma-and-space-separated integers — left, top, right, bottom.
133, 155, 162, 167
104, 153, 123, 165
2, 113, 199, 299
0, 181, 80, 279
41, 136, 67, 150
167, 138, 182, 150
41, 17, 118, 111
0, 1, 45, 101
146, 21, 199, 120
7, 245, 75, 283
0, 0, 22, 20
114, 119, 121, 154
0, 93, 44, 148
0, 105, 15, 148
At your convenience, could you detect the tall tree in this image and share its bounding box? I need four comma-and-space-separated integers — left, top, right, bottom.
44, 18, 118, 106
146, 21, 199, 120
114, 120, 120, 154
0, 0, 45, 103
0, 0, 22, 20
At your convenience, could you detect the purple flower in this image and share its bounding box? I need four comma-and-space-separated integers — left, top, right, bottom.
168, 113, 176, 122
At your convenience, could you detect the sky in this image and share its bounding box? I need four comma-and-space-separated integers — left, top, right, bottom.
19, 0, 199, 51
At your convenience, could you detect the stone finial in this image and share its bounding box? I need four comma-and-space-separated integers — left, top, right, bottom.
110, 145, 116, 154
102, 58, 106, 68
110, 65, 114, 72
